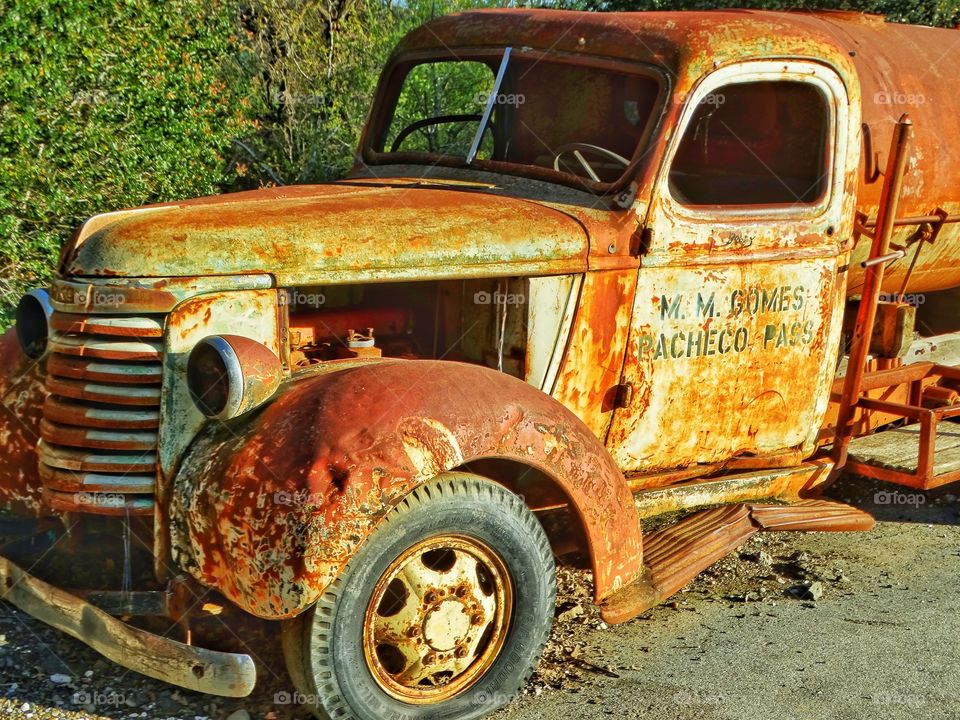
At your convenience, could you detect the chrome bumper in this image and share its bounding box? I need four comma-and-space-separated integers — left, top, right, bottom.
0, 555, 256, 697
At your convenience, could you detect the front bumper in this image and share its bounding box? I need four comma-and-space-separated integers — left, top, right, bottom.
0, 555, 256, 697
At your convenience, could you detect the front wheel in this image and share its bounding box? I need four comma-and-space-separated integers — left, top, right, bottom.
281, 473, 556, 720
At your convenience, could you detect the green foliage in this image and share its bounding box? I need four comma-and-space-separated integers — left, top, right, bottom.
587, 0, 960, 27
0, 0, 259, 324
386, 60, 495, 156
238, 0, 517, 185
2, 0, 956, 332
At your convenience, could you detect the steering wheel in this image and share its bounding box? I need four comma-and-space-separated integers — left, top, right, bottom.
390, 114, 495, 153
553, 143, 630, 182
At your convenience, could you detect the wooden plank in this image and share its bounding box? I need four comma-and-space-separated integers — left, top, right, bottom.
847, 424, 960, 476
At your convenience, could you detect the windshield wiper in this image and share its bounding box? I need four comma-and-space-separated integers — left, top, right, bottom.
466, 47, 512, 165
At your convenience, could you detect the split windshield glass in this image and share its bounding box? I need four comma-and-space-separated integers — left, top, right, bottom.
374, 50, 662, 189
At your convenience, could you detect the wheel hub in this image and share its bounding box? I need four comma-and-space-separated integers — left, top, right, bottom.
423, 598, 471, 651
363, 535, 512, 703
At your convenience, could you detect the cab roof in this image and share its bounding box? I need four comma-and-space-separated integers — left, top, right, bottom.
394, 9, 950, 83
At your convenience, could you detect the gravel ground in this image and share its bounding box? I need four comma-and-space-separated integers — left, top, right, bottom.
1, 473, 958, 720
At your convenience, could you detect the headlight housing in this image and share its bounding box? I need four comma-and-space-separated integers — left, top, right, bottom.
187, 335, 283, 420
15, 289, 54, 360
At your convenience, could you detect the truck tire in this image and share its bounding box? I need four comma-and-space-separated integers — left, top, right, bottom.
281, 472, 556, 720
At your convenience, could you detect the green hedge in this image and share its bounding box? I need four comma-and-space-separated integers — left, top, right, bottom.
2, 0, 956, 330
0, 0, 259, 325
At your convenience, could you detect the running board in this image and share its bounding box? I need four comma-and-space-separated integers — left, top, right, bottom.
644, 505, 757, 600
749, 499, 876, 532
600, 499, 874, 623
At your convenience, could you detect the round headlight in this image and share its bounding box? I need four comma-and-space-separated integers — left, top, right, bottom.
187, 335, 283, 420
15, 289, 54, 360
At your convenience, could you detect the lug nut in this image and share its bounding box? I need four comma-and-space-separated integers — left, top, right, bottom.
424, 591, 438, 603
454, 645, 468, 659
424, 653, 437, 665
471, 613, 485, 626
406, 626, 420, 638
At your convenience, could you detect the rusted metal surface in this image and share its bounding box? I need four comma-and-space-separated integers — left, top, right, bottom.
644, 505, 759, 601
749, 499, 875, 532
607, 497, 873, 619
846, 421, 960, 490
60, 185, 588, 283
169, 360, 644, 618
603, 50, 857, 476
551, 269, 636, 440
0, 329, 47, 516
0, 555, 257, 697
4, 10, 960, 688
362, 534, 511, 703
48, 275, 273, 315
39, 301, 165, 517
841, 364, 960, 489
387, 9, 960, 295
157, 289, 282, 578
609, 255, 847, 473
833, 116, 914, 469
632, 459, 835, 520
820, 362, 947, 441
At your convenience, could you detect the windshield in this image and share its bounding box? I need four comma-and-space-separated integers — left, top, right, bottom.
369, 51, 662, 190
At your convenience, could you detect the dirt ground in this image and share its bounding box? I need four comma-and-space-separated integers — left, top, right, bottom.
1, 472, 958, 720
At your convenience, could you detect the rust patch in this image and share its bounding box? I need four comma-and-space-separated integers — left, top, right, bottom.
0, 330, 48, 517
169, 360, 643, 619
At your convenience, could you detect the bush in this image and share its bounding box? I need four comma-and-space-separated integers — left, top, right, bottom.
0, 0, 259, 325
237, 0, 528, 186
3, 0, 955, 333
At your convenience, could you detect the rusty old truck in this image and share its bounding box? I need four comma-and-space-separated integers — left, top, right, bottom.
2, 8, 960, 719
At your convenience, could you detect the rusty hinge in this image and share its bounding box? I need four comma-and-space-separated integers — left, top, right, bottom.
630, 227, 652, 257
613, 382, 634, 409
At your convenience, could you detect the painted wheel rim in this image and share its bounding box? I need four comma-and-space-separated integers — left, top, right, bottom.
362, 534, 513, 703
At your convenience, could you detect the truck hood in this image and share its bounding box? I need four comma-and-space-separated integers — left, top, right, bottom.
63, 182, 589, 283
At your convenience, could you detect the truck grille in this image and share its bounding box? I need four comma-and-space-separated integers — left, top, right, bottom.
39, 312, 165, 516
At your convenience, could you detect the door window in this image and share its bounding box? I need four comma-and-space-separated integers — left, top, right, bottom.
669, 81, 830, 207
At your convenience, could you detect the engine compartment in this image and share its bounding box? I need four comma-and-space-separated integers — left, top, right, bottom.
284, 278, 538, 379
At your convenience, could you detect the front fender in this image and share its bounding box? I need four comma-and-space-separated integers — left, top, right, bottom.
170, 360, 643, 618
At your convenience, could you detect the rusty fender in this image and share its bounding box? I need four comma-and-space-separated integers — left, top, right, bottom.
169, 359, 644, 619
0, 329, 47, 517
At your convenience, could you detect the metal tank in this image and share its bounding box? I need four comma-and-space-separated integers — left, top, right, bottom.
838, 14, 960, 296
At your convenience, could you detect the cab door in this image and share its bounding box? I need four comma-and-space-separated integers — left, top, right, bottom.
607, 60, 858, 474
